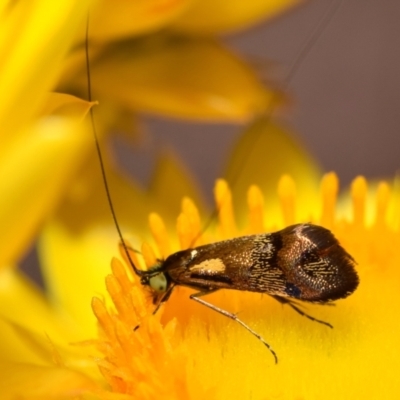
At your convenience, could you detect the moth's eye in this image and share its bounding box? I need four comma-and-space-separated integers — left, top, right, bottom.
149, 274, 167, 292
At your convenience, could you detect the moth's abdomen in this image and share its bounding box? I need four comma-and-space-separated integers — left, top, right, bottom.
274, 224, 359, 302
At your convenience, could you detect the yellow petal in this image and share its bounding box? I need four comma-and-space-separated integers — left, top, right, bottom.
73, 36, 274, 121
86, 0, 192, 41
0, 292, 102, 379
0, 268, 101, 375
0, 0, 93, 139
171, 0, 302, 34
0, 361, 98, 400
5, 319, 102, 381
0, 117, 92, 267
0, 267, 102, 374
40, 92, 95, 120
38, 152, 151, 337
224, 118, 321, 227
0, 267, 65, 341
0, 319, 48, 365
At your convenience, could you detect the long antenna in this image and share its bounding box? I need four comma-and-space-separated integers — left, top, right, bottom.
231, 0, 343, 189
199, 0, 343, 238
86, 0, 343, 255
85, 14, 145, 277
285, 0, 343, 88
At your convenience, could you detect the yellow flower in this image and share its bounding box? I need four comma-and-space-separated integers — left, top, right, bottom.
2, 1, 399, 399
90, 172, 400, 400
97, 177, 400, 399
2, 112, 400, 399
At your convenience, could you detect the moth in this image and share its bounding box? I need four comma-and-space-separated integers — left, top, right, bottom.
129, 223, 359, 363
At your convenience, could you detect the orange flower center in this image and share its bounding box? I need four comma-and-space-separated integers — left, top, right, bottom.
91, 173, 400, 399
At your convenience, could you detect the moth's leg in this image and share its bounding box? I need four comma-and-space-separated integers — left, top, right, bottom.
190, 290, 278, 364
152, 283, 176, 314
133, 283, 175, 332
272, 295, 333, 328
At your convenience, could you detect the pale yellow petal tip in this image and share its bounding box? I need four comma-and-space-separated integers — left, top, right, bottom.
277, 174, 296, 197
320, 172, 339, 228
177, 212, 191, 250
141, 241, 158, 269
278, 174, 296, 225
182, 197, 201, 233
374, 181, 390, 228
351, 175, 368, 197
91, 297, 112, 338
214, 179, 237, 238
351, 175, 368, 227
214, 179, 230, 205
321, 171, 339, 196
148, 212, 170, 258
247, 185, 265, 234
178, 196, 202, 248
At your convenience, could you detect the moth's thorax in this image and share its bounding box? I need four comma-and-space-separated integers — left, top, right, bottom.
162, 236, 255, 291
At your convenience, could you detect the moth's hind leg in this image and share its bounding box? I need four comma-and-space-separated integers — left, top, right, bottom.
190, 290, 278, 363
271, 295, 333, 329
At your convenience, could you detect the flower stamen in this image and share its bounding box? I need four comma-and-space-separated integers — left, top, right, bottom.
215, 179, 237, 239
247, 184, 265, 234
374, 181, 390, 230
351, 175, 367, 228
278, 174, 296, 225
320, 172, 339, 229
141, 242, 158, 268
91, 297, 115, 343
148, 212, 170, 258
177, 197, 202, 249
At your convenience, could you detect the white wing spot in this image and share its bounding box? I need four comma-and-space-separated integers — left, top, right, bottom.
190, 249, 198, 260
189, 258, 226, 273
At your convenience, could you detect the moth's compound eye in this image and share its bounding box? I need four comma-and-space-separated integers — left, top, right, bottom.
149, 273, 167, 292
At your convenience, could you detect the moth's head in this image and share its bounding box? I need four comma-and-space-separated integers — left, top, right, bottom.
139, 261, 167, 290
138, 262, 170, 305
146, 272, 168, 293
